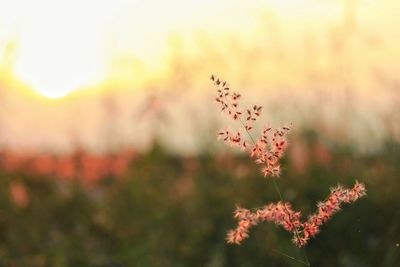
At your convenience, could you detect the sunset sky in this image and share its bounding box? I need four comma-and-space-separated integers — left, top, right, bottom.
0, 0, 399, 154
1, 0, 268, 98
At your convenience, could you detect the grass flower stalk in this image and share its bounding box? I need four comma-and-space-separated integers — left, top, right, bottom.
211, 75, 367, 265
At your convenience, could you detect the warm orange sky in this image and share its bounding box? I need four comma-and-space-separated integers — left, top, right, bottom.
1, 0, 398, 98
0, 0, 399, 154
1, 0, 266, 98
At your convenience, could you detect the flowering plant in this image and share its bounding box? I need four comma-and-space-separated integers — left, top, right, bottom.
212, 75, 367, 265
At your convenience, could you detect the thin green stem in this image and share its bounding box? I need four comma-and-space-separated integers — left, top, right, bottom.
271, 249, 309, 266
272, 180, 311, 267
223, 93, 310, 266
238, 116, 256, 145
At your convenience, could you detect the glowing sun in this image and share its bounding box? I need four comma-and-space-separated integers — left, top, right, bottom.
2, 0, 123, 98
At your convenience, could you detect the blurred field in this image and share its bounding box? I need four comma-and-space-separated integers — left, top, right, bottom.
0, 132, 398, 267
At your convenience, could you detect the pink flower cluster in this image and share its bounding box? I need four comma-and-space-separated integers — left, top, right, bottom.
226, 181, 367, 247
212, 75, 367, 249
212, 75, 290, 177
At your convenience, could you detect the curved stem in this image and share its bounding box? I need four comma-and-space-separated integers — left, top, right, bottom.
272, 180, 311, 267
271, 249, 309, 266
222, 89, 310, 266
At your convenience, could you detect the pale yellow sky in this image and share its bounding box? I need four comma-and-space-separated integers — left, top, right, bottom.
1, 0, 393, 98
0, 0, 266, 98
0, 0, 399, 154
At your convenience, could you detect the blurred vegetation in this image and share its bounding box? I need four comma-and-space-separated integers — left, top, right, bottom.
0, 131, 399, 267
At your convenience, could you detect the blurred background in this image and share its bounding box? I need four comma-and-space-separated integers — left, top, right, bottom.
0, 0, 399, 266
